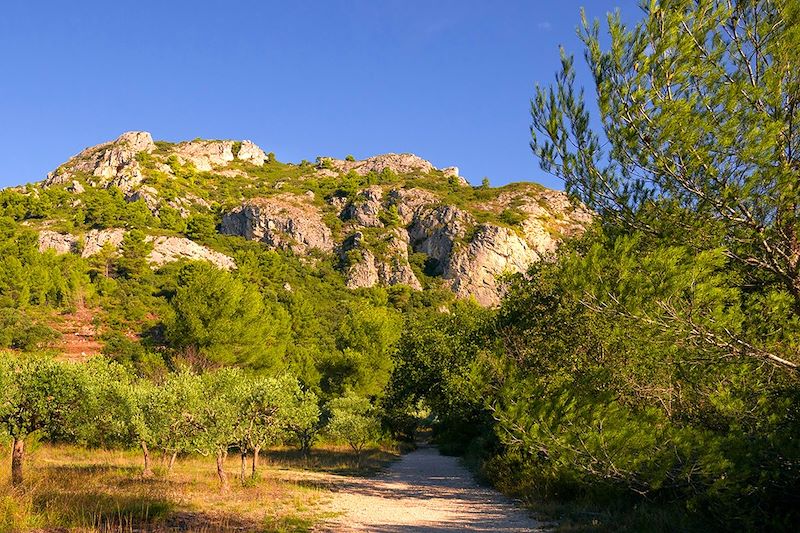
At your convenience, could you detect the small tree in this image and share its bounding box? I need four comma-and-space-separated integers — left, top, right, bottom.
198, 369, 241, 491
116, 230, 153, 279
0, 355, 86, 485
76, 358, 136, 449
233, 375, 295, 481
327, 393, 380, 468
283, 384, 321, 459
186, 214, 217, 241
147, 370, 206, 476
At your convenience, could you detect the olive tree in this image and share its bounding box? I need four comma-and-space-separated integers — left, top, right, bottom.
283, 384, 321, 458
147, 370, 206, 476
0, 355, 87, 485
326, 393, 381, 468
198, 368, 241, 491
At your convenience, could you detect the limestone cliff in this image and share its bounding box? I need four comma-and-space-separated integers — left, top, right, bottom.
36, 131, 591, 306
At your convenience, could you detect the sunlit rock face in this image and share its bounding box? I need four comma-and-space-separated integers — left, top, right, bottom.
220, 194, 335, 254
39, 131, 592, 306
45, 131, 156, 193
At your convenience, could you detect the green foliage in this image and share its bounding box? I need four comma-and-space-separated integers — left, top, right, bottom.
531, 0, 800, 318
133, 370, 204, 465
378, 205, 400, 228
165, 263, 289, 367
326, 393, 381, 464
0, 308, 59, 350
185, 213, 217, 241
116, 230, 153, 280
319, 302, 402, 398
497, 208, 526, 227
76, 187, 153, 230
157, 205, 186, 233
518, 4, 800, 526
0, 355, 87, 441
0, 218, 87, 309
384, 303, 493, 454
283, 385, 321, 454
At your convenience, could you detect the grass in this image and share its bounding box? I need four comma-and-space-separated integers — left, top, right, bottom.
0, 441, 399, 532
264, 442, 404, 477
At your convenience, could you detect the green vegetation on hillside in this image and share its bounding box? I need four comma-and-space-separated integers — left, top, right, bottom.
2, 1, 798, 532
383, 1, 800, 530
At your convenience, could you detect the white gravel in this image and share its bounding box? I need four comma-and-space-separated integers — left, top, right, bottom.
314, 445, 546, 532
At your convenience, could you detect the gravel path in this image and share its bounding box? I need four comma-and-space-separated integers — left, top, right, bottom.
315, 445, 546, 532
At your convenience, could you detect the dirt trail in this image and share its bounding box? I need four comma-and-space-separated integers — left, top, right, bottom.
314, 445, 546, 532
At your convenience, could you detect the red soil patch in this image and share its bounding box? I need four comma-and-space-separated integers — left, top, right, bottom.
52, 307, 104, 362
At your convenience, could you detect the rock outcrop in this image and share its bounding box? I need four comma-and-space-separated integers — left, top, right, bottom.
172, 139, 267, 171
220, 194, 334, 253
37, 229, 235, 271
341, 186, 385, 228
219, 183, 591, 305
446, 224, 536, 304
82, 229, 126, 257
45, 131, 156, 193
407, 205, 472, 273
38, 230, 78, 255
326, 153, 435, 176
387, 188, 439, 224
148, 236, 236, 270
340, 230, 422, 290
126, 186, 160, 213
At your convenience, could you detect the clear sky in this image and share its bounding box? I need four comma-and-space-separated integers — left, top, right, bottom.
0, 0, 639, 189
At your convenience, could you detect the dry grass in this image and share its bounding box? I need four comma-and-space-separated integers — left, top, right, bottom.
0, 441, 399, 533
262, 442, 403, 476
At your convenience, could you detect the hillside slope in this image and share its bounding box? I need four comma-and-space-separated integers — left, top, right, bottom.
25, 131, 589, 305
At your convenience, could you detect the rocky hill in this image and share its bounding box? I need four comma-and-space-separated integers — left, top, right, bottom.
29, 131, 590, 306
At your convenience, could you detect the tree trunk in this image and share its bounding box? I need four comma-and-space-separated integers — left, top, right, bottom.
240, 450, 247, 484
216, 450, 229, 492
11, 437, 24, 486
251, 446, 260, 478
167, 451, 178, 475
141, 441, 154, 478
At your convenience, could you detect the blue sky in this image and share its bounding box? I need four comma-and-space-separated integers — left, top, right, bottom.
0, 0, 639, 189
